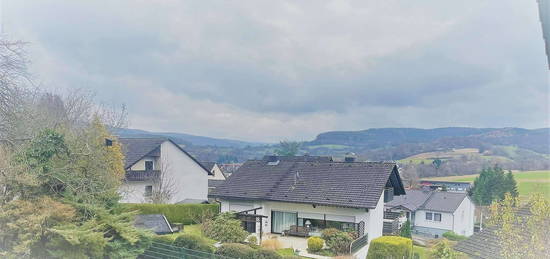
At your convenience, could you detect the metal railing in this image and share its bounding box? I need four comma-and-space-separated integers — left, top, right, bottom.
140, 241, 235, 259
126, 170, 160, 181
350, 233, 369, 254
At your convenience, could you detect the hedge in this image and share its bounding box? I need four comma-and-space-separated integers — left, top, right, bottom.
442, 231, 467, 241
118, 203, 219, 225
367, 236, 412, 259
215, 243, 256, 259
173, 234, 214, 253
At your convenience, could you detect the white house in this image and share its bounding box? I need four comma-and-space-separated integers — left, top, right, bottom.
201, 161, 227, 193
118, 137, 211, 204
210, 155, 406, 258
385, 189, 475, 237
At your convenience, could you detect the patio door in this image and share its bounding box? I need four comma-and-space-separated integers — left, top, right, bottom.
271, 211, 297, 234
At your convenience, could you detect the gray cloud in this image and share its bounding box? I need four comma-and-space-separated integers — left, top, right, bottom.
5, 0, 549, 142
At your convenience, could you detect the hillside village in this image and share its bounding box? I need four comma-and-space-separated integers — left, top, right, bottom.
1, 0, 549, 258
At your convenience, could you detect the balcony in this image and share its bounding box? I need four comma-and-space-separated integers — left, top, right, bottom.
125, 170, 160, 181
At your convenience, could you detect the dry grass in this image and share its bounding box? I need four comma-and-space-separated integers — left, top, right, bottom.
261, 238, 283, 250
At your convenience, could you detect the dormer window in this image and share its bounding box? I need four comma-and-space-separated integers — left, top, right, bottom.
145, 160, 154, 170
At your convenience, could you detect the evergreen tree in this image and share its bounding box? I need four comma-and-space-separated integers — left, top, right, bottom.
470, 166, 518, 206
400, 220, 412, 238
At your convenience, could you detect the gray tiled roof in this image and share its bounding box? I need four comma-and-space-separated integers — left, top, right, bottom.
421, 191, 467, 213
211, 156, 405, 209
454, 207, 536, 258
263, 155, 333, 162
385, 189, 432, 211
134, 214, 173, 234
119, 138, 165, 169
385, 189, 467, 213
209, 179, 226, 188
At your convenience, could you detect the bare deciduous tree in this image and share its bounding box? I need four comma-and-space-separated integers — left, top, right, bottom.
147, 157, 177, 204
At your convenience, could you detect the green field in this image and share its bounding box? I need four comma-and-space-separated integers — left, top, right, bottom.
424, 170, 550, 199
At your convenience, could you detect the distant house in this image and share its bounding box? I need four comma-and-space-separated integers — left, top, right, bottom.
419, 180, 472, 193
210, 155, 405, 258
119, 138, 211, 204
201, 161, 226, 180
385, 189, 475, 237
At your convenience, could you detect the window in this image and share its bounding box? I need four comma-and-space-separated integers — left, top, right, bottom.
145, 160, 154, 170
425, 212, 433, 220
144, 185, 153, 197
434, 213, 442, 222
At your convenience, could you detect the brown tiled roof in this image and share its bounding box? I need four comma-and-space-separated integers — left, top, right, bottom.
211, 156, 405, 209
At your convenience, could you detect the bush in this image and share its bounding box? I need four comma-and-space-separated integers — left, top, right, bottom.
215, 243, 255, 259
261, 238, 283, 250
202, 212, 249, 243
442, 231, 467, 241
400, 220, 412, 238
321, 228, 340, 241
367, 236, 412, 259
117, 203, 219, 225
325, 231, 353, 255
307, 237, 324, 253
253, 249, 283, 259
247, 235, 258, 248
172, 234, 214, 253
430, 239, 460, 259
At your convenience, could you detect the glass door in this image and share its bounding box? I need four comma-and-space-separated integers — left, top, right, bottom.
271, 211, 297, 233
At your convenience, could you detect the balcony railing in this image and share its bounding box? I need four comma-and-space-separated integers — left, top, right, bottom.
350, 233, 369, 254
125, 170, 160, 181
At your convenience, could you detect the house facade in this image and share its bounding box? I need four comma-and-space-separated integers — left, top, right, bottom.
210, 155, 406, 258
119, 138, 211, 204
385, 189, 475, 237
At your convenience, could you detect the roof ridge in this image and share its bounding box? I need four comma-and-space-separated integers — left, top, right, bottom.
418, 190, 436, 210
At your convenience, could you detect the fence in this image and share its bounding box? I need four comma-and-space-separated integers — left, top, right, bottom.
350, 233, 369, 254
140, 241, 234, 259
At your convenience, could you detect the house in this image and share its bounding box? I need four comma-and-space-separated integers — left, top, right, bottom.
210, 155, 406, 258
419, 180, 472, 193
118, 137, 211, 204
201, 161, 227, 193
384, 189, 475, 237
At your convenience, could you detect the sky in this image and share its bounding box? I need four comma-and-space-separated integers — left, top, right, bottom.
5, 0, 549, 142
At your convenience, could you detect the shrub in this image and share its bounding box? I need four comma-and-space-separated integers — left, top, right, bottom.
282, 256, 303, 259
261, 238, 283, 250
321, 228, 340, 241
367, 236, 412, 259
202, 212, 248, 243
430, 239, 460, 259
253, 249, 283, 259
172, 234, 214, 253
307, 237, 324, 253
117, 203, 219, 225
400, 220, 412, 238
215, 243, 255, 259
325, 231, 353, 255
442, 231, 467, 241
247, 235, 258, 248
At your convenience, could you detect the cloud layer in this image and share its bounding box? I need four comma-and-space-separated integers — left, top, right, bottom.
6, 0, 549, 142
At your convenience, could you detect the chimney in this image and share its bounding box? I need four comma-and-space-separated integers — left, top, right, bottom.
344, 152, 357, 162
266, 155, 280, 165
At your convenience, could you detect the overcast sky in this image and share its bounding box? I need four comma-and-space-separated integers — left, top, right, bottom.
6, 0, 549, 142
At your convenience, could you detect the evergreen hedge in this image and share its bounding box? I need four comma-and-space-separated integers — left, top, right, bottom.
118, 203, 219, 225
367, 236, 412, 259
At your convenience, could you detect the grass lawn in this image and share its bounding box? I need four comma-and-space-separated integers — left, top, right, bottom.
413, 245, 428, 259
424, 170, 550, 199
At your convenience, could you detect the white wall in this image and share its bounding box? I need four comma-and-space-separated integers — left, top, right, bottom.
414, 210, 454, 232
120, 141, 208, 203
208, 164, 226, 180
119, 180, 153, 203
452, 196, 475, 237
129, 156, 159, 170
160, 141, 208, 203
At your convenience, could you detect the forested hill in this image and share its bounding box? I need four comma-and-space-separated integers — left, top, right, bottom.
307, 127, 550, 155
